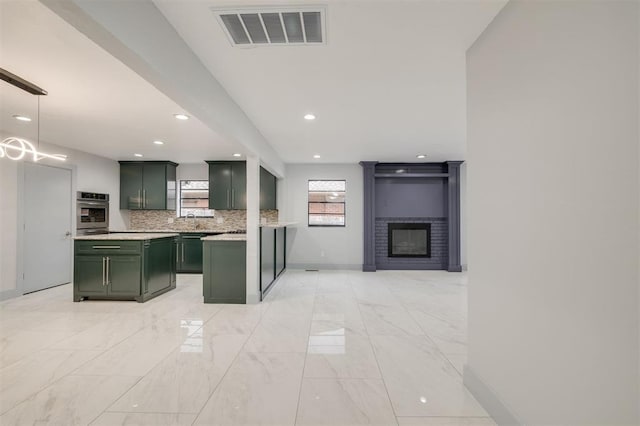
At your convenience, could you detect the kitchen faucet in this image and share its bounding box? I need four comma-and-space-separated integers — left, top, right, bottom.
186, 213, 196, 230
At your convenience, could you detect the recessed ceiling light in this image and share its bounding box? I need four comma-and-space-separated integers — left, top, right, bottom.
416, 154, 426, 159
174, 114, 190, 120
134, 153, 143, 157
13, 115, 31, 122
313, 154, 321, 159
395, 169, 406, 174
304, 114, 316, 120
232, 153, 242, 157
153, 140, 164, 145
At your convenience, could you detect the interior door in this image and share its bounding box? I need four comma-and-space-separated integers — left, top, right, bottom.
23, 162, 72, 293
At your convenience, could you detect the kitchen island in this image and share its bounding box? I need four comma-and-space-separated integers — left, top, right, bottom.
73, 233, 178, 303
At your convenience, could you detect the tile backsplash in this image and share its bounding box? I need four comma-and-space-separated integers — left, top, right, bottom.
129, 209, 278, 231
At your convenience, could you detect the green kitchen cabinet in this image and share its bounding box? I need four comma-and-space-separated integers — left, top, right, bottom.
74, 236, 176, 303
260, 167, 277, 210
206, 161, 246, 210
176, 233, 206, 273
119, 161, 177, 210
203, 240, 246, 304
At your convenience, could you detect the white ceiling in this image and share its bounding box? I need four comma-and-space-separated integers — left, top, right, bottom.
0, 0, 506, 167
0, 0, 241, 164
154, 0, 507, 163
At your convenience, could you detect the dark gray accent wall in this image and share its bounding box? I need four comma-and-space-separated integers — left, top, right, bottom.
376, 217, 448, 270
447, 161, 463, 272
375, 178, 446, 217
360, 161, 464, 273
360, 161, 377, 272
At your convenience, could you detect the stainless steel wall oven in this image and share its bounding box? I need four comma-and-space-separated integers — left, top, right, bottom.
76, 192, 109, 235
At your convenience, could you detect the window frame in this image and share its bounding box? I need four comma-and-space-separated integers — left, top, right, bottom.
307, 179, 346, 227
179, 179, 213, 218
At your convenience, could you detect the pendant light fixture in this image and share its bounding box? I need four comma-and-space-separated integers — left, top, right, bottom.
0, 68, 66, 162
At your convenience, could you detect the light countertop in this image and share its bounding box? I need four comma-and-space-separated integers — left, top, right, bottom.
75, 233, 179, 241
201, 234, 247, 242
111, 229, 234, 234
260, 222, 297, 228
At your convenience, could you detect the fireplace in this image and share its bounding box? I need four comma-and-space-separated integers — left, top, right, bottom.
387, 223, 431, 258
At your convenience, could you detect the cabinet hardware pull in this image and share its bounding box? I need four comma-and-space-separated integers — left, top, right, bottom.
182, 243, 185, 262
176, 242, 179, 263
226, 189, 230, 208
143, 189, 146, 208
138, 189, 141, 209
232, 189, 235, 208
92, 245, 121, 249
102, 257, 106, 286
106, 257, 110, 285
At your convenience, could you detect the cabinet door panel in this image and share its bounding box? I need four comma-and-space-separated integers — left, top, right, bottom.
146, 241, 173, 294
181, 236, 203, 273
275, 227, 285, 277
142, 163, 167, 210
75, 256, 107, 295
120, 164, 143, 210
209, 164, 232, 209
231, 162, 246, 209
107, 256, 141, 296
260, 167, 277, 210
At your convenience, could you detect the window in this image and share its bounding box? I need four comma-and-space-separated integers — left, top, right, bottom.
180, 180, 213, 217
308, 180, 346, 226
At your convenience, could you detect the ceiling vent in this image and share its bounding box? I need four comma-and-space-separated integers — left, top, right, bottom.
213, 7, 326, 47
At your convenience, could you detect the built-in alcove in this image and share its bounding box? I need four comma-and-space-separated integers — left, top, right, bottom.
360, 161, 462, 272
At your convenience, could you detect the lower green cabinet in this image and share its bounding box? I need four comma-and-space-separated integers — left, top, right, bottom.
203, 240, 246, 304
74, 236, 176, 303
176, 233, 205, 273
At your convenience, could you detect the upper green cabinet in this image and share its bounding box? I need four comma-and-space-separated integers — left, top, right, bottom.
119, 161, 177, 210
206, 161, 277, 210
260, 167, 277, 210
207, 161, 246, 210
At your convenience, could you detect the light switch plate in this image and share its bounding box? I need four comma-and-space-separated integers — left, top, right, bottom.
216, 217, 224, 224
168, 218, 174, 224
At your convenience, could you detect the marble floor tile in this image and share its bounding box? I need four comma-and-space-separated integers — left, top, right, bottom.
91, 412, 197, 426
0, 375, 140, 425
408, 309, 467, 355
243, 315, 311, 353
370, 335, 487, 417
205, 304, 264, 335
305, 330, 381, 379
108, 333, 247, 414
0, 330, 79, 368
359, 304, 424, 336
73, 325, 191, 377
194, 352, 305, 425
0, 270, 489, 424
0, 349, 102, 415
296, 378, 397, 425
396, 417, 496, 425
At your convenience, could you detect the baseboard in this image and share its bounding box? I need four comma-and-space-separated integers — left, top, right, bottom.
376, 262, 447, 270
0, 288, 21, 301
463, 365, 523, 425
287, 263, 361, 271
462, 263, 468, 271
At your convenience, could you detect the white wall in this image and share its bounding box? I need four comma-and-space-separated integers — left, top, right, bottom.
281, 164, 362, 269
466, 1, 639, 424
0, 160, 19, 295
0, 140, 126, 298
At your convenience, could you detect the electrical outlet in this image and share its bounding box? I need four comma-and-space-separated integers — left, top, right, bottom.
216, 217, 224, 224
167, 218, 174, 224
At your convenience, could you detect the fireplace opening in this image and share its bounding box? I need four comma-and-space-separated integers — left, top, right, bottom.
388, 223, 431, 258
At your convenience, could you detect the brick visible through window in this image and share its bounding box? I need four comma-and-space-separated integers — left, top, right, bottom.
308, 180, 346, 226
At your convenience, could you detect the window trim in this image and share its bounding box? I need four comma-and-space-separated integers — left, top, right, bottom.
179, 179, 213, 218
307, 179, 346, 227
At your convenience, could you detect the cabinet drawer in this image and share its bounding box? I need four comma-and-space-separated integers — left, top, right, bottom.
75, 240, 142, 255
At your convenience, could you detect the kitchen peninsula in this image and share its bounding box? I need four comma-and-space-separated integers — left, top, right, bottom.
202, 223, 294, 304
73, 233, 177, 302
